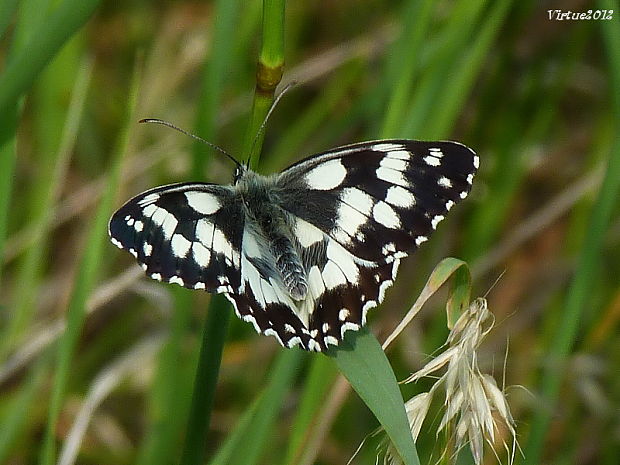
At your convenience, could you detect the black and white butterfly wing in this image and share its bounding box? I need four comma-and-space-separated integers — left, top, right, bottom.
109, 183, 244, 293
265, 140, 479, 350
109, 139, 477, 352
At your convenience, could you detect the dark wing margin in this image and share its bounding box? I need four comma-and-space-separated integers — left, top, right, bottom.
109, 182, 244, 293
268, 139, 478, 350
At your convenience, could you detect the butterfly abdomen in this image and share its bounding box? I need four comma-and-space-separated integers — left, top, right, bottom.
272, 236, 307, 300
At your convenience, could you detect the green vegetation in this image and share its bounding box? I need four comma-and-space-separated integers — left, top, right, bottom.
0, 1, 618, 464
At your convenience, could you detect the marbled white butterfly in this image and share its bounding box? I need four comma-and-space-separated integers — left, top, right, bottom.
109, 133, 478, 351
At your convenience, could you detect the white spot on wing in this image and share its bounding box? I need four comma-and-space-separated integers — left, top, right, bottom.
380, 157, 408, 172
322, 261, 348, 290
373, 201, 401, 228
336, 202, 367, 241
134, 220, 144, 232
196, 219, 215, 247
386, 149, 410, 160
341, 187, 374, 215
326, 240, 360, 284
149, 207, 168, 227
429, 147, 444, 158
138, 193, 159, 206
376, 165, 408, 187
192, 242, 211, 268
171, 234, 191, 257
308, 339, 321, 351
340, 322, 360, 339
307, 265, 326, 299
169, 275, 184, 286
438, 176, 452, 188
372, 142, 404, 151
415, 236, 428, 246
423, 156, 441, 166
339, 308, 350, 321
473, 155, 480, 169
143, 243, 153, 257
185, 191, 221, 215
305, 159, 347, 190
431, 215, 445, 229
324, 336, 339, 346
295, 218, 324, 247
385, 185, 416, 208
161, 214, 178, 240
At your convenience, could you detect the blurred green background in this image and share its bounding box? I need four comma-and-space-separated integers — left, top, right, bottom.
1, 0, 619, 464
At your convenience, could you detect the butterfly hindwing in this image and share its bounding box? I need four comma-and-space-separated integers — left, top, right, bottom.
109, 183, 244, 293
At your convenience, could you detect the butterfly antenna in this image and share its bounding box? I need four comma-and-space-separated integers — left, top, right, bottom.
139, 118, 242, 168
247, 80, 298, 166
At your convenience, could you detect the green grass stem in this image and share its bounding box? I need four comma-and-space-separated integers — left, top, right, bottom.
38, 58, 140, 465
208, 350, 302, 465
1, 49, 88, 361
0, 109, 17, 286
192, 0, 242, 177
0, 0, 100, 126
523, 1, 620, 462
181, 1, 287, 463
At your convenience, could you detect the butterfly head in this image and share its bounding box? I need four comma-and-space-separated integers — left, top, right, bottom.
233, 163, 248, 184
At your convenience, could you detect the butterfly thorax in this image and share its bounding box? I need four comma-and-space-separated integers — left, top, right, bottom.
237, 171, 308, 301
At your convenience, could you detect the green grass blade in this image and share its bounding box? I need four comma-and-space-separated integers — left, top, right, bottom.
179, 1, 244, 461
0, 359, 46, 462
0, 109, 17, 285
0, 0, 18, 41
380, 0, 435, 138
266, 62, 363, 171
0, 0, 100, 121
179, 295, 231, 465
1, 50, 89, 360
136, 288, 194, 465
424, 0, 513, 138
282, 355, 336, 465
192, 0, 242, 176
38, 58, 140, 465
400, 0, 488, 137
328, 329, 420, 465
208, 350, 302, 465
523, 1, 620, 462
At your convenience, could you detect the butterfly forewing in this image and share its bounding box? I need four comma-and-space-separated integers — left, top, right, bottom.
109, 139, 478, 352
109, 183, 244, 293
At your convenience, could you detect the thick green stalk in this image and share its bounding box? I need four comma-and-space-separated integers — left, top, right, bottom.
180, 2, 286, 464
242, 0, 286, 166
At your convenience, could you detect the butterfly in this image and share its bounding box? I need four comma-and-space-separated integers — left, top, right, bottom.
109, 136, 478, 351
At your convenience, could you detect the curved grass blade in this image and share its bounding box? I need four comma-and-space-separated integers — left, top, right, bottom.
327, 328, 420, 465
